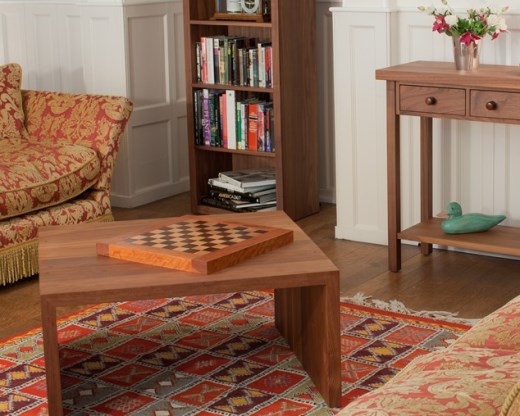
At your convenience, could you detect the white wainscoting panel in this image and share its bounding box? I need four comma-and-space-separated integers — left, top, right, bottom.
332, 9, 390, 243
0, 5, 26, 68
316, 1, 341, 203
111, 1, 189, 208
332, 4, 520, 247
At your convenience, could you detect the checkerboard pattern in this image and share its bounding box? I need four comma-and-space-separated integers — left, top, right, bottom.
0, 291, 469, 415
126, 221, 269, 254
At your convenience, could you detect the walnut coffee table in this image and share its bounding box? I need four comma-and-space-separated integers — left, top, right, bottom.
39, 211, 341, 415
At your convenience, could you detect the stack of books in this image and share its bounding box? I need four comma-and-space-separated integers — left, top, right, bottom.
202, 168, 276, 212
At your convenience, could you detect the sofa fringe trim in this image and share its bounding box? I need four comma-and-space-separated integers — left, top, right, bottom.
0, 240, 39, 286
0, 213, 114, 286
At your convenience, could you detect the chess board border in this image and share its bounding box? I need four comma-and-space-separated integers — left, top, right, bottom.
96, 215, 294, 274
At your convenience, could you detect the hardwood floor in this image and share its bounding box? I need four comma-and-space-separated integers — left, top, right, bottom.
1, 192, 520, 340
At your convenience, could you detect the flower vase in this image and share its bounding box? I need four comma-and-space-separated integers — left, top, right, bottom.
452, 36, 481, 71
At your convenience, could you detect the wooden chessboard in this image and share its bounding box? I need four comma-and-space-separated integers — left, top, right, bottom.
96, 215, 294, 274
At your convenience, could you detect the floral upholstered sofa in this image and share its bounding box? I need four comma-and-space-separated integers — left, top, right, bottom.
0, 63, 133, 285
339, 295, 520, 415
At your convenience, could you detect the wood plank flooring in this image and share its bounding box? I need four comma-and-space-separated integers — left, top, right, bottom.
1, 192, 520, 341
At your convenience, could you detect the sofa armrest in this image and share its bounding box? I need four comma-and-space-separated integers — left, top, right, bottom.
21, 90, 133, 191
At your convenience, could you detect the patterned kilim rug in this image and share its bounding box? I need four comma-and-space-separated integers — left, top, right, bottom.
0, 291, 471, 415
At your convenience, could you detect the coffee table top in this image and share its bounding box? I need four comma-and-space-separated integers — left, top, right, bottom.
38, 211, 338, 305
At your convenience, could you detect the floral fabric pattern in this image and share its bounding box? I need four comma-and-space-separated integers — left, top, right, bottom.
1, 85, 132, 285
339, 296, 520, 416
22, 90, 133, 191
0, 63, 28, 140
456, 296, 520, 351
0, 190, 111, 250
0, 138, 100, 220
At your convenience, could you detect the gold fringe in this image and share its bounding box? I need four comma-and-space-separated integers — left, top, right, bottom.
0, 240, 39, 286
0, 212, 114, 286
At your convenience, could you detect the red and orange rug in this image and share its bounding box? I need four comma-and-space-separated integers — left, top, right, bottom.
0, 291, 470, 415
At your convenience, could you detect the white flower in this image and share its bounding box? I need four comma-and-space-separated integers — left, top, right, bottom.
445, 14, 458, 26
488, 14, 507, 31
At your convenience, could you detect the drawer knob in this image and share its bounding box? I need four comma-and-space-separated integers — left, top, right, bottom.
486, 101, 498, 110
425, 96, 437, 106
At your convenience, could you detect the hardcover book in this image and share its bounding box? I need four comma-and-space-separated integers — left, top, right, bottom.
218, 168, 276, 189
208, 177, 274, 194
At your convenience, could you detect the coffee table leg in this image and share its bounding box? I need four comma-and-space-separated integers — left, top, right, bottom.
274, 275, 341, 408
41, 298, 63, 416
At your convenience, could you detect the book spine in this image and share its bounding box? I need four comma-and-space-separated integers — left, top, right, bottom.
206, 37, 214, 84
200, 37, 207, 84
220, 92, 227, 148
193, 90, 202, 145
258, 42, 267, 88
247, 103, 258, 151
208, 189, 261, 204
236, 100, 242, 150
268, 106, 275, 152
213, 37, 220, 85
265, 105, 271, 152
241, 101, 248, 150
257, 102, 265, 152
201, 196, 250, 212
202, 89, 211, 146
267, 45, 273, 87
195, 42, 201, 83
226, 90, 236, 150
209, 91, 219, 146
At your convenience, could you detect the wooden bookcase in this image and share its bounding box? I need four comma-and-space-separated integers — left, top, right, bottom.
182, 0, 319, 221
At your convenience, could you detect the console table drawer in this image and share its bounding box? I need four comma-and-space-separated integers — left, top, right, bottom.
399, 85, 466, 116
471, 90, 520, 120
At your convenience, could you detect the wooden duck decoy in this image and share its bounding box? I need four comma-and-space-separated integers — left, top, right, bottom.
441, 202, 506, 234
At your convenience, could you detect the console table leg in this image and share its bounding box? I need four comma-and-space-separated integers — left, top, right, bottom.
386, 81, 401, 271
420, 116, 433, 255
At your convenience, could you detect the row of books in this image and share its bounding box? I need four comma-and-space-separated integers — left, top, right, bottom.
193, 89, 274, 152
196, 36, 273, 88
201, 168, 277, 212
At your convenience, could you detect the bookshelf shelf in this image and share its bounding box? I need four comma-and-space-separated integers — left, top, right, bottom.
190, 19, 272, 29
183, 0, 319, 220
196, 145, 276, 158
191, 83, 274, 93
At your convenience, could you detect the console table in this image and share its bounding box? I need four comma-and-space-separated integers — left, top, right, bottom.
376, 61, 520, 272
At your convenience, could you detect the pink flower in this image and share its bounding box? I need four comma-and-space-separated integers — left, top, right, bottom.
460, 32, 481, 45
432, 15, 449, 33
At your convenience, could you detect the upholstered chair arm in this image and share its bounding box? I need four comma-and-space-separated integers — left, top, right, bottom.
21, 90, 133, 192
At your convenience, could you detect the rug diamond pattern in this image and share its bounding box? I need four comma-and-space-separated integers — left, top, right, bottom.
0, 291, 470, 415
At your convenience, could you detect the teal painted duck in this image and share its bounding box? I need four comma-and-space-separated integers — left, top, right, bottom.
441, 202, 506, 234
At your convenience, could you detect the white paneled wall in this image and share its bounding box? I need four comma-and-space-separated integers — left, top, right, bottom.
332, 1, 520, 245
317, 1, 342, 203
111, 1, 189, 207
1, 0, 338, 209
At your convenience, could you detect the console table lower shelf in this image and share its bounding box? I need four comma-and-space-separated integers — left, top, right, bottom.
399, 218, 520, 257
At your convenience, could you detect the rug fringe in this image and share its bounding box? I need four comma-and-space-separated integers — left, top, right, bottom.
342, 292, 480, 325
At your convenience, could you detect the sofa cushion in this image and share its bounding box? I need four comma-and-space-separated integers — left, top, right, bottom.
0, 138, 100, 219
0, 63, 28, 140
